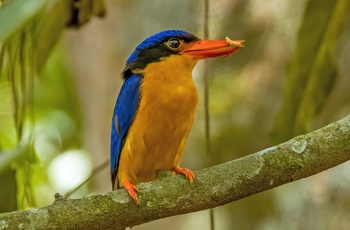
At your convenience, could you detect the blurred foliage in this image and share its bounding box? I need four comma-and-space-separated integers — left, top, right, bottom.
0, 0, 46, 42
0, 1, 41, 211
0, 0, 83, 211
271, 0, 350, 142
1, 0, 350, 229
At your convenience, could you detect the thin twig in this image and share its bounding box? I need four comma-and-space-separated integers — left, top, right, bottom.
64, 159, 109, 198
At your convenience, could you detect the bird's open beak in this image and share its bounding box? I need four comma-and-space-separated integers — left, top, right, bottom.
181, 38, 245, 59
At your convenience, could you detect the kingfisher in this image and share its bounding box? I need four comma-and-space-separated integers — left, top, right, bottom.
111, 30, 244, 204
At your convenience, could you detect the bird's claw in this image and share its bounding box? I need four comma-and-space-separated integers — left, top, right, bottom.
172, 167, 195, 184
124, 180, 140, 205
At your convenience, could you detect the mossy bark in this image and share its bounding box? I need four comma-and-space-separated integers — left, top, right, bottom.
0, 115, 349, 230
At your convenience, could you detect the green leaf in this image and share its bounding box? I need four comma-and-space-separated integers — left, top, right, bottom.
0, 168, 17, 212
0, 81, 16, 149
0, 0, 47, 42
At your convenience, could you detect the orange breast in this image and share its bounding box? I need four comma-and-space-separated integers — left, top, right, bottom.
117, 55, 199, 187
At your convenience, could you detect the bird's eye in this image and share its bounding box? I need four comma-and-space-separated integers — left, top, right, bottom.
166, 38, 182, 50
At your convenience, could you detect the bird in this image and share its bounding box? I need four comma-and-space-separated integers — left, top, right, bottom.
110, 30, 244, 204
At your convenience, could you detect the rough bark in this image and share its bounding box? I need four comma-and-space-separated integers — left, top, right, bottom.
0, 115, 350, 230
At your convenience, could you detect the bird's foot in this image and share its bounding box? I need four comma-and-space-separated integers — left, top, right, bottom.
172, 167, 195, 184
124, 180, 140, 205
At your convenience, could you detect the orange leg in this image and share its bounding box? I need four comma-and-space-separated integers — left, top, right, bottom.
124, 180, 140, 205
172, 167, 195, 184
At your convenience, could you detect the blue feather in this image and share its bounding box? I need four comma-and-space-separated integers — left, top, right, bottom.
110, 73, 142, 187
111, 30, 199, 188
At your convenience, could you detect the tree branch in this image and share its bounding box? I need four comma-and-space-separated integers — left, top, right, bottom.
1, 115, 350, 229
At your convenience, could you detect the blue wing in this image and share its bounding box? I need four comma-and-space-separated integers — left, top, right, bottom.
110, 73, 142, 188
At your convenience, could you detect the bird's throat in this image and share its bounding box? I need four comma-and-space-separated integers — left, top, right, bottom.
141, 55, 198, 84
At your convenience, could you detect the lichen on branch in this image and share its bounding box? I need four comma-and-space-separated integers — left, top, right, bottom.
1, 115, 350, 230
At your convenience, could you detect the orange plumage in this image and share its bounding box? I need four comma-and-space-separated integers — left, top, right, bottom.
110, 30, 244, 204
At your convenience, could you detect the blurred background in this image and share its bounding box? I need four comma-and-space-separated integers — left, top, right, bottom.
1, 0, 350, 229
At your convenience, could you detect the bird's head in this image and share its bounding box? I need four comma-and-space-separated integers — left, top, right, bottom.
122, 30, 244, 79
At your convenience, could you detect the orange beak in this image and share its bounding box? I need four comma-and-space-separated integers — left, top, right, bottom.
180, 39, 245, 59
